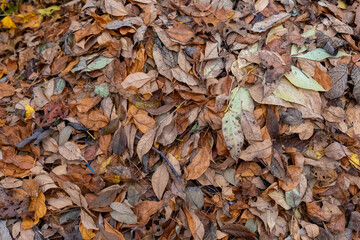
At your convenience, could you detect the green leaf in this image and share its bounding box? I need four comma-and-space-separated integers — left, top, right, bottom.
71, 53, 99, 73
290, 44, 307, 55
294, 48, 349, 61
94, 83, 109, 98
37, 5, 60, 16
228, 87, 254, 114
84, 56, 114, 72
285, 188, 302, 208
273, 78, 307, 105
55, 78, 66, 94
284, 66, 326, 91
301, 25, 316, 38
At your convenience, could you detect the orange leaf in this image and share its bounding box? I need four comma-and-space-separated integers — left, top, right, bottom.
79, 222, 96, 240
186, 148, 211, 180
0, 82, 15, 99
22, 191, 47, 229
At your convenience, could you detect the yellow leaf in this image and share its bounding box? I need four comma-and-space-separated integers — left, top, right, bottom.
349, 154, 360, 170
37, 5, 60, 16
1, 16, 16, 29
22, 191, 47, 229
24, 103, 35, 120
79, 222, 96, 240
337, 0, 347, 9
0, 0, 6, 11
100, 156, 113, 172
315, 150, 324, 159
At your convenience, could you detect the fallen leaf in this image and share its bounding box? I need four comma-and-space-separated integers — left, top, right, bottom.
240, 139, 272, 161
121, 72, 153, 89
21, 191, 47, 229
184, 208, 205, 240
59, 142, 83, 161
133, 200, 163, 226
110, 202, 137, 224
324, 64, 348, 99
284, 66, 326, 92
152, 163, 169, 199
104, 0, 128, 16
251, 12, 291, 33
0, 82, 15, 99
186, 148, 211, 180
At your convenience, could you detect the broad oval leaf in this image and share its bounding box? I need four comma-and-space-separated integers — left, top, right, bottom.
94, 83, 110, 98
59, 142, 83, 161
121, 72, 152, 89
110, 202, 137, 224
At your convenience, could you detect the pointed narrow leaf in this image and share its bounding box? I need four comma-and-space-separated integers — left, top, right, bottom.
294, 48, 348, 61
85, 56, 114, 72
284, 66, 326, 92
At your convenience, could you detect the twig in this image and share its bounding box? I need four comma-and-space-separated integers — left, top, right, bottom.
135, 135, 182, 184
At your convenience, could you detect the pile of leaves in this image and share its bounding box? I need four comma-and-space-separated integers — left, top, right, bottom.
1, 0, 360, 239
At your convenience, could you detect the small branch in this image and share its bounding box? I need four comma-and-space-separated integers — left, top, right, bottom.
135, 135, 182, 184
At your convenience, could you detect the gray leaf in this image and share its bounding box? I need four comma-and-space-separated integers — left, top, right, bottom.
324, 64, 348, 99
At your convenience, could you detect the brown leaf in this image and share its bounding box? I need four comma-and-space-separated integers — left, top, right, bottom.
240, 110, 262, 142
59, 142, 83, 161
112, 126, 127, 155
152, 163, 169, 200
103, 219, 126, 240
166, 20, 195, 43
133, 200, 163, 226
76, 97, 101, 113
78, 110, 109, 131
0, 82, 15, 99
121, 72, 153, 89
221, 224, 257, 239
1, 146, 35, 170
313, 66, 332, 91
327, 214, 345, 233
240, 139, 272, 161
104, 0, 128, 16
184, 208, 205, 240
127, 105, 156, 133
136, 127, 158, 160
171, 67, 198, 86
186, 148, 211, 180
251, 12, 291, 32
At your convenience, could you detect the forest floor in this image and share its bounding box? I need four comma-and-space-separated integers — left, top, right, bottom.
1, 0, 360, 239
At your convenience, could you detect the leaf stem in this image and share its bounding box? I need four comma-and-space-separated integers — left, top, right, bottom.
135, 134, 182, 184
